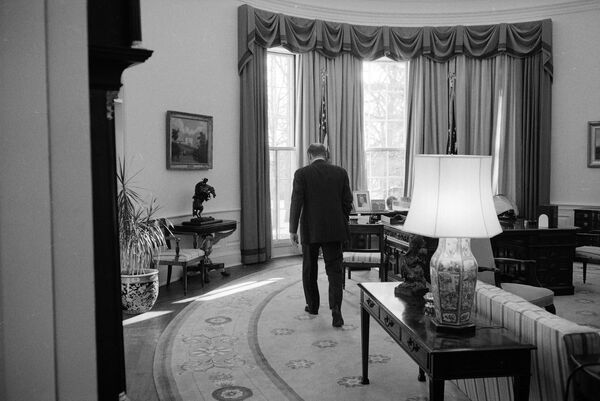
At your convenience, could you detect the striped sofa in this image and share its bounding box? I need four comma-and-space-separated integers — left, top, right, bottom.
454, 281, 600, 401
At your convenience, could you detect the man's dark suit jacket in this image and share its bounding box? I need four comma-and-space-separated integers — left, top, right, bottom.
289, 159, 353, 244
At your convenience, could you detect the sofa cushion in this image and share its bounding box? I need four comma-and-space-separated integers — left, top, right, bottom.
500, 282, 554, 308
342, 252, 381, 263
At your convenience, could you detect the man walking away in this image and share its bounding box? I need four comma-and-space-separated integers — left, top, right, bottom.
289, 143, 353, 327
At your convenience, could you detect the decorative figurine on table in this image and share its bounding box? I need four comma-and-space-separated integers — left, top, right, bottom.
394, 234, 429, 297
191, 178, 216, 224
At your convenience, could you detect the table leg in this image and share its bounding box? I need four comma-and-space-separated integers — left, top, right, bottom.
429, 378, 444, 401
361, 305, 370, 385
513, 374, 531, 401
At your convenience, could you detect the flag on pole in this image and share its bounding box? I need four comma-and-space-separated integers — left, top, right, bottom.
446, 71, 457, 155
319, 66, 329, 151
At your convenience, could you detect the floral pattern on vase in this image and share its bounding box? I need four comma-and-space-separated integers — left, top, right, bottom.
429, 238, 478, 327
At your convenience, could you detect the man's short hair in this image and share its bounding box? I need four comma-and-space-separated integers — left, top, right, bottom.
307, 143, 328, 158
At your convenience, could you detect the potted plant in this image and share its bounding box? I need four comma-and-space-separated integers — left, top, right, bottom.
117, 158, 171, 314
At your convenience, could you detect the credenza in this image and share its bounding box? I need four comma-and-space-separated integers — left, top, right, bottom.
382, 223, 579, 295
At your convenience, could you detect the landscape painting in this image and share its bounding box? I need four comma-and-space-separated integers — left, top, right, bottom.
166, 111, 213, 170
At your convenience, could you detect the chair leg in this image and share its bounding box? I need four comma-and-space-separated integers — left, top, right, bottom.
167, 265, 172, 286
183, 264, 188, 296
583, 261, 587, 283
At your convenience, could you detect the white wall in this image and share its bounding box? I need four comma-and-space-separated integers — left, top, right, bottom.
0, 0, 97, 400
118, 0, 600, 277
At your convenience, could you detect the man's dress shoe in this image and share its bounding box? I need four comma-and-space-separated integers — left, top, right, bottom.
304, 305, 318, 315
332, 307, 344, 327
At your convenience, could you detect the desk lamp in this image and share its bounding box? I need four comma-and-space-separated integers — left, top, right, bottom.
402, 155, 501, 330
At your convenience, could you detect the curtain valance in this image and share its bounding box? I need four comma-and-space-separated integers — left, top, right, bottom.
238, 4, 552, 77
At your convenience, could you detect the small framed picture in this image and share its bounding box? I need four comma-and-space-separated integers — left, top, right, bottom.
371, 199, 386, 211
166, 110, 213, 170
588, 121, 600, 168
353, 191, 371, 212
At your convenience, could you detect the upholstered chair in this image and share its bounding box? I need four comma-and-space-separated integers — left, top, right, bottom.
471, 238, 556, 313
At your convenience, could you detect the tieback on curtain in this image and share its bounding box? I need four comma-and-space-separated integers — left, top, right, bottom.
238, 4, 552, 78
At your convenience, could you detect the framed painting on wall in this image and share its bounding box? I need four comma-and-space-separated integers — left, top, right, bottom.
589, 121, 600, 168
166, 110, 213, 170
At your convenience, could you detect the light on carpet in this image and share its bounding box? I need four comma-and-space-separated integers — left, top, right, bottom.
122, 310, 173, 326
173, 278, 284, 303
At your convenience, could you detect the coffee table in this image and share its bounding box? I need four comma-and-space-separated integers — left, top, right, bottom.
359, 282, 536, 401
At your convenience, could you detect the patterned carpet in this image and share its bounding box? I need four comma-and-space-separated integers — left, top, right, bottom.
152, 261, 600, 401
554, 262, 600, 329
153, 261, 470, 401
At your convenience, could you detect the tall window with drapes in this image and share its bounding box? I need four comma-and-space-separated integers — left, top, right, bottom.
238, 4, 552, 263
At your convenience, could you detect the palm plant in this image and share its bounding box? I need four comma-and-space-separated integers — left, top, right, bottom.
117, 158, 171, 275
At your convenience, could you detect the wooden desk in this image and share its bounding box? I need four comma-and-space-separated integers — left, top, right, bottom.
359, 282, 535, 401
382, 224, 579, 295
172, 219, 237, 275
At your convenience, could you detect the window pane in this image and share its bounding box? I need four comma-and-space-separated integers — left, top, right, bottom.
267, 50, 296, 241
267, 53, 294, 148
363, 58, 408, 200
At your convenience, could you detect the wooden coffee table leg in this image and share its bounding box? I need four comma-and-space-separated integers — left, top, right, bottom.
361, 306, 370, 385
513, 374, 531, 401
429, 378, 444, 401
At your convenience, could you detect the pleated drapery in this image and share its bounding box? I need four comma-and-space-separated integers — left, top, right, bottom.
238, 4, 553, 260
296, 52, 366, 190
239, 45, 272, 264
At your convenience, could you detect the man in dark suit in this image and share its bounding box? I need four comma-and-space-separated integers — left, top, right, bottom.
289, 143, 353, 327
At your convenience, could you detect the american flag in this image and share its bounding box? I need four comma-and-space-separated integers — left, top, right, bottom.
319, 67, 329, 150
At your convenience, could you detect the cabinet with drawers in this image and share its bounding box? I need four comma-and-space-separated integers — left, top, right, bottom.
574, 209, 600, 232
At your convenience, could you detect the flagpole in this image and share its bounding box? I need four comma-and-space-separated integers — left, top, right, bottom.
319, 66, 329, 152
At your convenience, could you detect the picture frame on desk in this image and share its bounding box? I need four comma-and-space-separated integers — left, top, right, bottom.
353, 190, 371, 212
166, 110, 213, 170
371, 199, 386, 211
588, 120, 600, 168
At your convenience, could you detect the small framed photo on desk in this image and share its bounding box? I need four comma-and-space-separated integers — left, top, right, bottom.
353, 190, 371, 212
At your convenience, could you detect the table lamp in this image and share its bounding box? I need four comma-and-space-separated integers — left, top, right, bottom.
402, 155, 502, 330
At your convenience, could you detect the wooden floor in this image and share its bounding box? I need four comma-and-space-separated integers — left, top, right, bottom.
123, 256, 301, 401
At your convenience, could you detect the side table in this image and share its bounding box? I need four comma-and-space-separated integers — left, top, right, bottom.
172, 219, 237, 279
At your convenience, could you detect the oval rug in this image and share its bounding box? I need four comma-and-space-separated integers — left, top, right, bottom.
153, 261, 469, 401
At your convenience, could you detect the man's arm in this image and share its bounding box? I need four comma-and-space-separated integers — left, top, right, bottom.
289, 169, 304, 246
341, 170, 353, 220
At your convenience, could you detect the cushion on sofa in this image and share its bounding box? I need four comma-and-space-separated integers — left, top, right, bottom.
453, 281, 600, 401
500, 282, 554, 309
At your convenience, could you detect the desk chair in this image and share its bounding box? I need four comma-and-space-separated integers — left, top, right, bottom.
575, 231, 600, 283
342, 224, 384, 288
153, 233, 205, 296
471, 238, 556, 313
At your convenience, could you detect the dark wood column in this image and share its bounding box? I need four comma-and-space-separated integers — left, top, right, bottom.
87, 1, 152, 399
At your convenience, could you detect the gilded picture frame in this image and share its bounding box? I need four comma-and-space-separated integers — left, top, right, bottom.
166, 110, 213, 170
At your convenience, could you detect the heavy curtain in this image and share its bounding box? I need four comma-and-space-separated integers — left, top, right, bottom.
405, 52, 551, 218
239, 45, 271, 264
238, 5, 553, 261
296, 51, 366, 190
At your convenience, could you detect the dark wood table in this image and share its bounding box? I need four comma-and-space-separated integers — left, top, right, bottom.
359, 282, 536, 401
382, 224, 579, 295
172, 219, 237, 276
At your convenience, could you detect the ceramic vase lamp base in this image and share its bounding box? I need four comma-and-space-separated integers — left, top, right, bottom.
428, 237, 478, 333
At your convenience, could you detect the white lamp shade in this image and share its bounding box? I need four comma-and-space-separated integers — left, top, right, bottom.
402, 155, 502, 238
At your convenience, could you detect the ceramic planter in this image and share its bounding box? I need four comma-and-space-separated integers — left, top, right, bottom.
121, 269, 159, 314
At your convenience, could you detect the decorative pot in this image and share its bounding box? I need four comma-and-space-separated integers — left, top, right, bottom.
121, 269, 159, 314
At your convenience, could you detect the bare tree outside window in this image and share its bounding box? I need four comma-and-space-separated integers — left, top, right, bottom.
363, 59, 408, 201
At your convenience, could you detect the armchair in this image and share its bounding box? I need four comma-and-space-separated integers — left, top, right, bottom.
471, 238, 556, 313
342, 224, 384, 288
153, 232, 205, 296
575, 231, 600, 283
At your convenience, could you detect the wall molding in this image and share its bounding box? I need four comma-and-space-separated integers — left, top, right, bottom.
242, 0, 600, 25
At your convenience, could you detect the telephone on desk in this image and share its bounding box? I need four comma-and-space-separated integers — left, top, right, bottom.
380, 211, 407, 225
